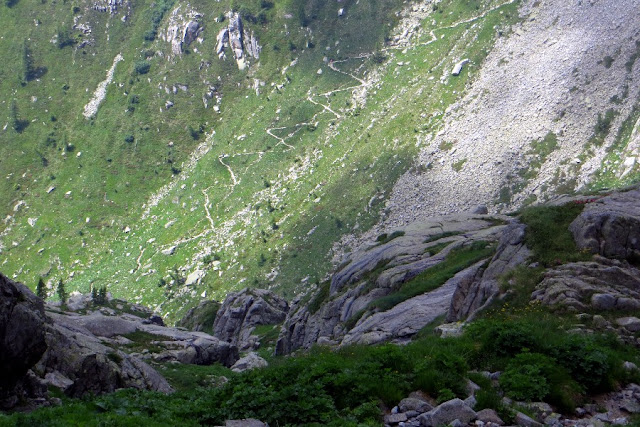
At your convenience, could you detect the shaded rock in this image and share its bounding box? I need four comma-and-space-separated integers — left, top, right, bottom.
476, 408, 504, 425
617, 317, 640, 332
570, 188, 640, 262
448, 221, 531, 321
342, 262, 483, 346
215, 12, 261, 70
0, 273, 48, 408
532, 257, 640, 311
418, 398, 476, 426
515, 412, 543, 427
231, 352, 268, 373
213, 288, 288, 351
398, 397, 433, 413
385, 413, 408, 424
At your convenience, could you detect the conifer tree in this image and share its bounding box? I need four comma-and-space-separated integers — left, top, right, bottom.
56, 279, 67, 305
36, 277, 47, 300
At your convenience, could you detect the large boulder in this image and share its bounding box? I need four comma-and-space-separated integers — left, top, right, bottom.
570, 188, 640, 263
418, 398, 476, 426
213, 288, 288, 351
0, 273, 48, 408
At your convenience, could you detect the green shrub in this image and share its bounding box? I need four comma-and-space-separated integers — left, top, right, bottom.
519, 203, 591, 266
413, 348, 468, 398
134, 60, 151, 75
500, 353, 552, 401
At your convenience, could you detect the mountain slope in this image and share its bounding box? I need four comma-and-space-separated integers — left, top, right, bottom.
0, 0, 638, 322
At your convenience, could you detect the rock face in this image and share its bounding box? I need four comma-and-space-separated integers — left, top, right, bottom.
0, 273, 48, 408
164, 7, 203, 56
276, 214, 512, 354
341, 263, 481, 346
216, 12, 261, 70
447, 221, 531, 321
570, 188, 640, 263
532, 256, 640, 312
213, 288, 288, 351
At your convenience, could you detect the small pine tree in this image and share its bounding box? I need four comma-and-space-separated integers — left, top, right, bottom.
91, 285, 98, 302
36, 277, 47, 300
96, 285, 107, 305
56, 279, 67, 305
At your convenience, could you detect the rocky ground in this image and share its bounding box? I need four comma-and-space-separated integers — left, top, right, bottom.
381, 0, 640, 227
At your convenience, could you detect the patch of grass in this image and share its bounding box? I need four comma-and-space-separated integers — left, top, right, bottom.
369, 241, 495, 312
308, 281, 331, 314
589, 109, 617, 146
518, 203, 592, 266
423, 231, 462, 244
157, 362, 233, 392
252, 323, 281, 348
121, 331, 166, 354
452, 158, 466, 172
373, 230, 406, 246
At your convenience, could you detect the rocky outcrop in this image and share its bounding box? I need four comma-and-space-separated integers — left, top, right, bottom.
37, 312, 173, 397
215, 12, 261, 70
447, 222, 531, 321
62, 311, 238, 367
532, 256, 640, 312
213, 288, 288, 351
164, 7, 203, 56
341, 263, 480, 346
570, 187, 640, 263
276, 214, 511, 354
0, 273, 48, 409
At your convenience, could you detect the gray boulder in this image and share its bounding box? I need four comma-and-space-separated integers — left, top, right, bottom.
418, 398, 476, 426
476, 408, 504, 425
0, 273, 48, 408
213, 288, 288, 351
231, 352, 268, 373
570, 187, 640, 262
398, 397, 433, 413
515, 411, 543, 427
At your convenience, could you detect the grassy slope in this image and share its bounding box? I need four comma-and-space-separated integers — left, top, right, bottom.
0, 0, 523, 321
